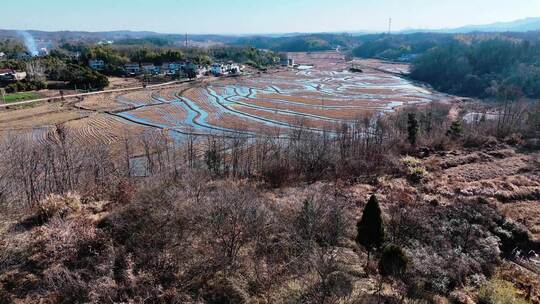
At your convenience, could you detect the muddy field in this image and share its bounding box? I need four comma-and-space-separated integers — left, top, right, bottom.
0, 52, 458, 147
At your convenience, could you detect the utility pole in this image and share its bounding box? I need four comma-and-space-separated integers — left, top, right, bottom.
388, 18, 392, 35
185, 33, 188, 47
0, 88, 5, 104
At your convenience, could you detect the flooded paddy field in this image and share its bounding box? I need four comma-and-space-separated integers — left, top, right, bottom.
0, 52, 458, 149
109, 52, 455, 138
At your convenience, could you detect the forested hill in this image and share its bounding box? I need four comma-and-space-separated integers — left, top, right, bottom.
347, 31, 540, 99
409, 37, 540, 99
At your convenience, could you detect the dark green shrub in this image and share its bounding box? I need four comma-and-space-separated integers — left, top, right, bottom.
378, 245, 409, 278
356, 195, 385, 256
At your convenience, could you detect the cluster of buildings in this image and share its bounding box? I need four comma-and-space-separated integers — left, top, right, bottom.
0, 69, 27, 82
89, 59, 243, 78
210, 62, 241, 76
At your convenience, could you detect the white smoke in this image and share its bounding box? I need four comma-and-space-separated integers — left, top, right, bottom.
18, 31, 38, 57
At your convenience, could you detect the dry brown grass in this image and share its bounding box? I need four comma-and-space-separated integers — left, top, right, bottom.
0, 141, 538, 303
498, 261, 540, 304
412, 147, 540, 244
500, 201, 540, 242
0, 103, 87, 130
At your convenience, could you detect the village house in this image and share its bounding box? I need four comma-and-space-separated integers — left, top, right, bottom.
0, 69, 27, 82
88, 59, 105, 70
124, 63, 141, 75
160, 62, 185, 75
141, 63, 159, 75
0, 52, 5, 60
170, 62, 185, 70
227, 63, 241, 75
63, 51, 81, 61
183, 62, 204, 77
161, 62, 172, 74
211, 62, 241, 76
280, 56, 294, 67
170, 62, 186, 74
210, 63, 225, 76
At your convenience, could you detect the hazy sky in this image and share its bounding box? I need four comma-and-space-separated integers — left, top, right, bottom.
2, 0, 539, 34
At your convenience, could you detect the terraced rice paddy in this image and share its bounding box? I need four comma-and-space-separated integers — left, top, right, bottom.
0, 52, 458, 148
112, 52, 455, 138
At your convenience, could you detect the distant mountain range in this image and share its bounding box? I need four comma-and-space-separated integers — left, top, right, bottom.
401, 17, 540, 34
1, 17, 539, 45
0, 29, 240, 44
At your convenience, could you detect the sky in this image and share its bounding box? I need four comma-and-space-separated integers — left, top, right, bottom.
2, 0, 540, 34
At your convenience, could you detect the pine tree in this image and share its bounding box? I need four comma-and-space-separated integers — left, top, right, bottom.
296, 199, 318, 243
205, 141, 220, 175
356, 195, 385, 260
407, 113, 419, 146
447, 120, 463, 139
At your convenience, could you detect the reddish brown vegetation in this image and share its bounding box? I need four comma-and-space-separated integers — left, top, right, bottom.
0, 98, 538, 303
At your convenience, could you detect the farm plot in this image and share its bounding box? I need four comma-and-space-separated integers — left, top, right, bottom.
62, 113, 149, 147
111, 52, 453, 138
0, 100, 154, 151
0, 103, 87, 131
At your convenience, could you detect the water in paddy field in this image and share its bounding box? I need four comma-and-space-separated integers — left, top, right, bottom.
296, 65, 314, 70
113, 56, 452, 139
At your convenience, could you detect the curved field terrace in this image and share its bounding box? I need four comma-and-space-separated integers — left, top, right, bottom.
113, 52, 455, 138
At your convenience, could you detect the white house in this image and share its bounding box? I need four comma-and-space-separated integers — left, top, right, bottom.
211, 62, 241, 76
227, 63, 241, 75
89, 59, 105, 70
0, 52, 5, 60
